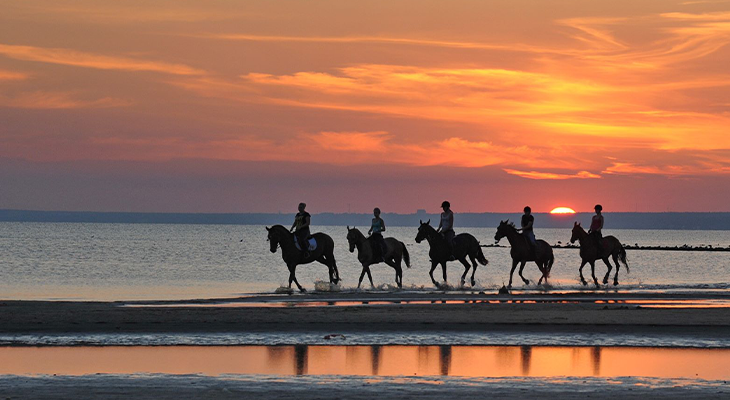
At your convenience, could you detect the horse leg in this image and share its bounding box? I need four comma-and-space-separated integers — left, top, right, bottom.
518, 260, 530, 286
612, 253, 621, 286
328, 252, 341, 284
508, 259, 519, 288
537, 261, 545, 285
458, 258, 470, 287
366, 265, 374, 287
429, 261, 440, 287
289, 266, 305, 292
441, 262, 448, 285
316, 255, 334, 284
579, 260, 588, 286
590, 260, 599, 287
601, 258, 612, 285
469, 254, 478, 286
386, 257, 403, 288
357, 265, 367, 289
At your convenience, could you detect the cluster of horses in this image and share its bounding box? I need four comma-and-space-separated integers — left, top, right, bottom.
266, 220, 628, 292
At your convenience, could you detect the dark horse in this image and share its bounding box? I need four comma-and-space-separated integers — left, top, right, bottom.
415, 220, 488, 288
570, 222, 629, 286
494, 220, 555, 287
266, 225, 340, 292
346, 227, 411, 288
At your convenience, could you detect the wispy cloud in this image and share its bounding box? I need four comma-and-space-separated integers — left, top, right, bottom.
0, 44, 205, 75
0, 91, 129, 109
0, 70, 28, 80
194, 33, 572, 55
504, 169, 601, 180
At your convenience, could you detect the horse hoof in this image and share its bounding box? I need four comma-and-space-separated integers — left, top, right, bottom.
581, 280, 587, 286
471, 279, 476, 286
300, 288, 307, 293
523, 280, 530, 286
614, 281, 619, 286
602, 278, 609, 285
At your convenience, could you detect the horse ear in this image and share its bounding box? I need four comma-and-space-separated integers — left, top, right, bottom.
346, 225, 350, 231
426, 219, 431, 225
420, 219, 423, 224
266, 226, 270, 231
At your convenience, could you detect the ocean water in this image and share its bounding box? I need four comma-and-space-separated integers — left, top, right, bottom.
0, 222, 728, 300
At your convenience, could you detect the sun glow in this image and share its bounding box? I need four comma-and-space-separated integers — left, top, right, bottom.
550, 207, 576, 214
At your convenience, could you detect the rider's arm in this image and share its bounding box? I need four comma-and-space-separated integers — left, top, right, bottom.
437, 215, 443, 232
381, 219, 386, 232
301, 215, 310, 230
448, 213, 454, 230
368, 218, 374, 235
524, 220, 533, 230
599, 215, 604, 230
290, 220, 297, 232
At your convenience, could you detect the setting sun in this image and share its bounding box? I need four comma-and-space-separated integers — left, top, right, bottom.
550, 207, 576, 214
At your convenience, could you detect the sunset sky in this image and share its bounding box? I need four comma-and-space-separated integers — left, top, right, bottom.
1, 0, 729, 213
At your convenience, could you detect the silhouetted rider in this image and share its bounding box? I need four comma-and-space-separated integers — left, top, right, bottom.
436, 201, 455, 254
518, 206, 537, 254
290, 202, 311, 257
368, 207, 387, 261
588, 204, 604, 256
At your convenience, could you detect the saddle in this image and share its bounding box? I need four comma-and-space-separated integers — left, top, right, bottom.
294, 236, 317, 251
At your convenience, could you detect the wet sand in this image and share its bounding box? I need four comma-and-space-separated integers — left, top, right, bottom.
3, 292, 729, 399
1, 292, 729, 335
1, 375, 728, 400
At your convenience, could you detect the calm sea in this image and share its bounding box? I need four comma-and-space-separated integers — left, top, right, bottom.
0, 222, 728, 300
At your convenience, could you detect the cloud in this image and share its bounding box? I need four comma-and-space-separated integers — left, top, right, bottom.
0, 91, 129, 109
0, 70, 28, 80
504, 169, 601, 180
0, 43, 205, 75
194, 33, 573, 55
308, 131, 390, 152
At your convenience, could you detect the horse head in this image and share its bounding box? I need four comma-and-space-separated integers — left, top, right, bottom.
570, 222, 583, 244
415, 219, 431, 243
346, 226, 358, 253
494, 219, 512, 243
266, 225, 284, 253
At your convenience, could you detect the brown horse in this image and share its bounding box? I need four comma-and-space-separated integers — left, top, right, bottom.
346, 227, 411, 288
266, 225, 340, 292
570, 222, 629, 286
415, 220, 488, 288
494, 220, 555, 287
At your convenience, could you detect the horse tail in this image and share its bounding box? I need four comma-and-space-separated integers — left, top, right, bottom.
476, 242, 489, 266
401, 242, 411, 268
619, 246, 629, 274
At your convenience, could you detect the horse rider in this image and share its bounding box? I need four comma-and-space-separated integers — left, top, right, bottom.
368, 207, 387, 261
588, 204, 604, 256
290, 202, 311, 257
436, 201, 455, 254
517, 206, 537, 255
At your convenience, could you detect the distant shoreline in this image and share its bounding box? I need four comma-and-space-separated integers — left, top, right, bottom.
2, 209, 730, 230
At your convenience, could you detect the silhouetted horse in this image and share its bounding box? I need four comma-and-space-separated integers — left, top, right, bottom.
266, 225, 340, 292
415, 220, 488, 288
494, 220, 555, 287
346, 227, 411, 288
570, 222, 629, 286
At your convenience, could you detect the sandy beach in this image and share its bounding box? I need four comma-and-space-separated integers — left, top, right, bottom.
3, 291, 729, 399
1, 374, 728, 400
2, 291, 729, 335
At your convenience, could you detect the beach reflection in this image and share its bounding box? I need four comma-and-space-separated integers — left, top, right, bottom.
0, 345, 728, 380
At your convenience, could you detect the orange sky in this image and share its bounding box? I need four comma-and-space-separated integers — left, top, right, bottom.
1, 0, 729, 213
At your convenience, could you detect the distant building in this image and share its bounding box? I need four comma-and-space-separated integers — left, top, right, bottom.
416, 209, 427, 215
